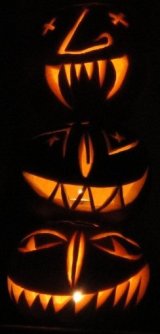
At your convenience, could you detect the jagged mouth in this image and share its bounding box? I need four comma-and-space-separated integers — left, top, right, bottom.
7, 264, 149, 313
45, 55, 129, 109
23, 169, 148, 213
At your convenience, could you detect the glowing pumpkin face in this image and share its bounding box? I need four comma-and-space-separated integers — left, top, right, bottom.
7, 225, 150, 320
22, 123, 149, 222
42, 3, 130, 111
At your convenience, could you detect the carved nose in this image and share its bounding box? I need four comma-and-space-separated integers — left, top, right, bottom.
67, 232, 85, 287
58, 9, 113, 55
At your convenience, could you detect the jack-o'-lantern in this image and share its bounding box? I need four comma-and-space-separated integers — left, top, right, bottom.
22, 123, 149, 222
7, 223, 150, 322
41, 3, 133, 115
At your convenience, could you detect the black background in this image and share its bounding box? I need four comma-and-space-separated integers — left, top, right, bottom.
0, 0, 160, 333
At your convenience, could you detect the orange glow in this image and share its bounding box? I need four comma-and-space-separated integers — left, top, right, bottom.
23, 171, 57, 198
67, 233, 85, 286
75, 233, 85, 286
19, 236, 36, 253
58, 9, 112, 55
98, 60, 107, 86
136, 264, 150, 304
67, 233, 77, 286
108, 141, 139, 156
7, 264, 150, 311
109, 12, 129, 28
75, 293, 95, 313
91, 232, 140, 249
45, 65, 70, 108
84, 62, 94, 79
45, 55, 129, 107
53, 295, 72, 312
75, 64, 82, 79
114, 281, 129, 305
42, 18, 56, 36
39, 294, 51, 310
96, 288, 113, 309
107, 55, 129, 99
23, 169, 148, 213
78, 134, 94, 178
64, 64, 72, 86
123, 169, 148, 205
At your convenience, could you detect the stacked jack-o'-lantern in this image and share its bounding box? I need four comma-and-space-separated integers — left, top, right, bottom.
7, 3, 150, 325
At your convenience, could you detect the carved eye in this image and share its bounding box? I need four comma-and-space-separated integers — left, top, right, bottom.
42, 18, 56, 36
18, 229, 67, 253
91, 232, 142, 261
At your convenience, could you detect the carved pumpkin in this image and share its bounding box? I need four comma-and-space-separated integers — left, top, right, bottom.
22, 123, 149, 222
7, 223, 150, 321
41, 3, 132, 115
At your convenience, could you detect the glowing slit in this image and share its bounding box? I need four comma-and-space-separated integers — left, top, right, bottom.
109, 141, 139, 155
107, 55, 129, 99
78, 134, 94, 178
67, 233, 77, 286
64, 64, 71, 86
45, 65, 70, 108
74, 233, 85, 285
74, 63, 82, 79
136, 265, 150, 304
98, 60, 107, 86
84, 62, 93, 79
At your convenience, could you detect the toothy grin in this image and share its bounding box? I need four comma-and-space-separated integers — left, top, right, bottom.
7, 264, 150, 313
23, 169, 148, 213
45, 55, 129, 108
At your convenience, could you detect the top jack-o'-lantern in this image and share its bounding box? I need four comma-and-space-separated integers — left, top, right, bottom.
42, 3, 133, 115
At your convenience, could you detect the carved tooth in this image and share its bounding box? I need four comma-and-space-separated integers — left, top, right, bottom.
97, 60, 107, 86
114, 281, 129, 306
107, 55, 129, 99
12, 282, 23, 303
75, 64, 82, 80
96, 288, 114, 309
24, 290, 38, 307
125, 276, 140, 307
75, 293, 95, 313
136, 265, 150, 305
39, 294, 51, 310
84, 62, 94, 79
53, 295, 72, 313
45, 65, 70, 108
64, 64, 72, 86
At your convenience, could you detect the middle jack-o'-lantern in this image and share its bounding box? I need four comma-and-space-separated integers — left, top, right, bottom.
40, 3, 141, 119
7, 223, 150, 322
22, 123, 149, 222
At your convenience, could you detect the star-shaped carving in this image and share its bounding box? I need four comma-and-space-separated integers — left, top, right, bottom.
42, 18, 56, 36
109, 12, 129, 28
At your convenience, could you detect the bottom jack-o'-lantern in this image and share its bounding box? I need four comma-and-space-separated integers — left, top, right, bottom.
22, 123, 149, 222
7, 224, 150, 322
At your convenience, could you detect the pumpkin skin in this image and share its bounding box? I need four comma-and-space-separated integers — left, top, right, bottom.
22, 123, 149, 222
40, 3, 139, 118
7, 223, 150, 323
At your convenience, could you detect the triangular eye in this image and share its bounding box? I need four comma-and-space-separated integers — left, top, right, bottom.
91, 232, 142, 261
18, 229, 67, 253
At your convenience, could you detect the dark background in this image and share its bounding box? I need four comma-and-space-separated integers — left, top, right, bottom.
0, 0, 160, 333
